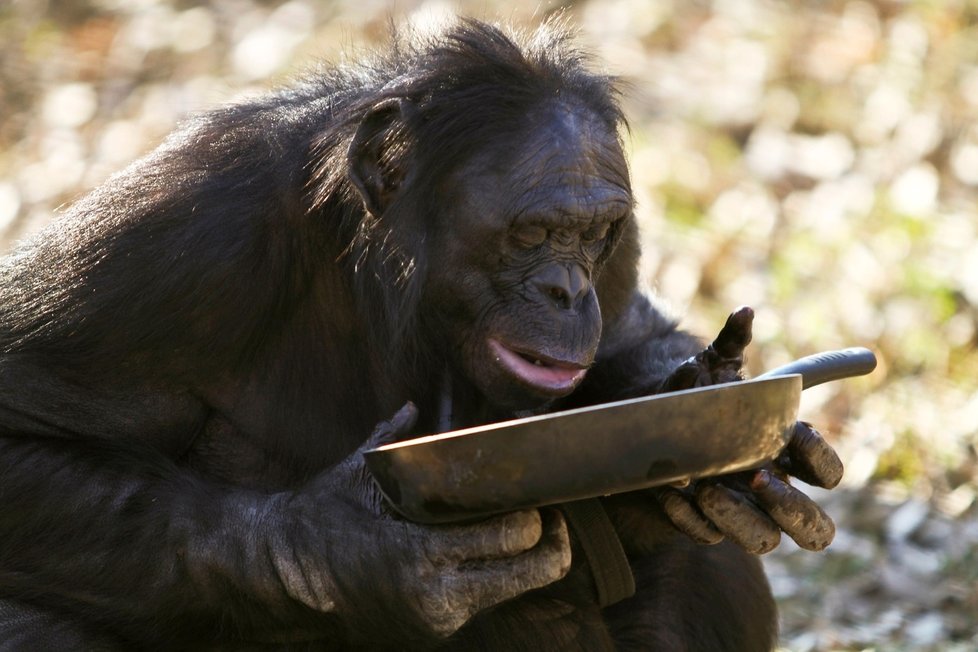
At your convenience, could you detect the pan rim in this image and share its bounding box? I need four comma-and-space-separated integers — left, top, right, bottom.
367, 374, 802, 453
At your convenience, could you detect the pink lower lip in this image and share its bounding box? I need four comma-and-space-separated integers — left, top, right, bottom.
488, 339, 587, 394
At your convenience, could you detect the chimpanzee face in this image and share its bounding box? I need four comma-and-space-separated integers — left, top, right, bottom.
424, 103, 632, 410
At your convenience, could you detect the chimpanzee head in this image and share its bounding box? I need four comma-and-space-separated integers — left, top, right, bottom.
343, 19, 632, 410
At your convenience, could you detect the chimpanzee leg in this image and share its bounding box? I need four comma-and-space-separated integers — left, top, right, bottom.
605, 540, 778, 652
0, 599, 124, 652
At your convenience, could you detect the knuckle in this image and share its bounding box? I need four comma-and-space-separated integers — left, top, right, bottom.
696, 482, 736, 510
550, 535, 572, 577
523, 554, 567, 590
410, 566, 478, 637
497, 509, 542, 553
753, 535, 781, 555
791, 515, 836, 551
413, 525, 452, 567
418, 586, 472, 638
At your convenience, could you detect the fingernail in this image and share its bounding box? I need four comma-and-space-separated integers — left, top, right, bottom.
750, 469, 770, 491
732, 305, 752, 316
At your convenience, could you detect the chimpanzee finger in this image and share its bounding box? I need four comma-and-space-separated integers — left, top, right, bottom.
469, 509, 571, 614
657, 487, 724, 544
777, 421, 844, 489
710, 306, 754, 360
427, 510, 571, 637
750, 470, 836, 551
696, 483, 781, 554
429, 509, 544, 563
660, 359, 709, 392
364, 402, 419, 449
346, 402, 420, 512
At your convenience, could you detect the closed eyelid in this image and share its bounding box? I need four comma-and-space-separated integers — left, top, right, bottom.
511, 224, 548, 247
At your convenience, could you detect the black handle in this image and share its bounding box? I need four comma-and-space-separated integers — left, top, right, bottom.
755, 347, 877, 390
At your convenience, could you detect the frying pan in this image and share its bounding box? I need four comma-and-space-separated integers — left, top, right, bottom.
365, 347, 877, 524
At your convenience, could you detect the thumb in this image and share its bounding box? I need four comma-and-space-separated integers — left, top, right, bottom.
337, 402, 419, 514
711, 306, 754, 360
363, 401, 419, 451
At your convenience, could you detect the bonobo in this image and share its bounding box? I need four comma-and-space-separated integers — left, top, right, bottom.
0, 18, 843, 651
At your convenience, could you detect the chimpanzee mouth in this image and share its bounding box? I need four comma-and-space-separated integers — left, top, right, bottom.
488, 338, 588, 395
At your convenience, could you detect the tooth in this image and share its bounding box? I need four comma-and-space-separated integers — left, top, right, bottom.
534, 359, 543, 366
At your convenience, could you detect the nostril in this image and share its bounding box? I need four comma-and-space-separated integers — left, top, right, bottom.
548, 285, 570, 309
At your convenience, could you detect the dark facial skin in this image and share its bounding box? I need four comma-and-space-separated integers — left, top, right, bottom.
426, 104, 631, 411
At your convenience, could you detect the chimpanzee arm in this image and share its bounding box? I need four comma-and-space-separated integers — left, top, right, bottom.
0, 108, 570, 647
0, 371, 570, 647
0, 110, 342, 642
0, 358, 334, 640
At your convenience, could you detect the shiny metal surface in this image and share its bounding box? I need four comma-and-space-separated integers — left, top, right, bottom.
365, 375, 802, 524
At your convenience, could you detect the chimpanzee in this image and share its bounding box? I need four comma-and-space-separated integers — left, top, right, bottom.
0, 18, 842, 651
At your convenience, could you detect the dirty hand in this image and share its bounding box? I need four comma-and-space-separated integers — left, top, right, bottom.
273, 403, 571, 645
656, 306, 843, 554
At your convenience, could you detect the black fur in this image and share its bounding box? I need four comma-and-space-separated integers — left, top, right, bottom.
0, 18, 776, 651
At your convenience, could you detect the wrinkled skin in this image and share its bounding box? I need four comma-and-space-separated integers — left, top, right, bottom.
284, 404, 572, 640
423, 102, 631, 412
0, 20, 842, 652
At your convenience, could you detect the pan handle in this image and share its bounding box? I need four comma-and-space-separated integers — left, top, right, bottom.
754, 347, 877, 390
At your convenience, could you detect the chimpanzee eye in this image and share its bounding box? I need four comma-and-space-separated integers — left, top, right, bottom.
581, 223, 610, 245
511, 225, 548, 248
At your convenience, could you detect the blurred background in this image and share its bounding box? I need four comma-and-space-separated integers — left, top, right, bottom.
1, 0, 975, 649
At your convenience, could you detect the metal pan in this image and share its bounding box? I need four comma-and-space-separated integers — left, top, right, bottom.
365, 347, 877, 524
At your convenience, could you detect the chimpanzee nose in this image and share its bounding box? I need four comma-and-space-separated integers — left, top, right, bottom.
533, 264, 591, 311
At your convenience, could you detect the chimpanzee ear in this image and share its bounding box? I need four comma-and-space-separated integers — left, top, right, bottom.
347, 98, 411, 217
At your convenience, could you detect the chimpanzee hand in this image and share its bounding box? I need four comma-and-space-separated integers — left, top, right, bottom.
660, 305, 755, 392
654, 307, 843, 554
274, 403, 571, 644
